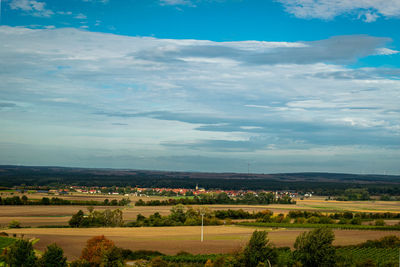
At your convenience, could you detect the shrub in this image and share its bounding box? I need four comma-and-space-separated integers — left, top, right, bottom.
101, 246, 124, 267
150, 256, 168, 267
121, 249, 164, 260
8, 220, 21, 229
350, 218, 362, 225
37, 243, 67, 267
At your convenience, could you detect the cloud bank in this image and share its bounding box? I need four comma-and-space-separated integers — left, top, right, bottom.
277, 0, 400, 22
0, 26, 399, 173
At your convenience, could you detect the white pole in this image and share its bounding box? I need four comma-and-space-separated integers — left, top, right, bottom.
201, 213, 204, 242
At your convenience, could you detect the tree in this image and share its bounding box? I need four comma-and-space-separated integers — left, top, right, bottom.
103, 209, 123, 227
21, 195, 28, 205
80, 235, 116, 266
243, 230, 277, 267
5, 239, 37, 267
169, 204, 186, 223
38, 243, 67, 267
100, 246, 124, 267
294, 228, 336, 267
41, 197, 50, 205
69, 210, 85, 227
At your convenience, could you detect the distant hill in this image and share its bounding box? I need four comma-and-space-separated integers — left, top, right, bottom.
0, 165, 399, 195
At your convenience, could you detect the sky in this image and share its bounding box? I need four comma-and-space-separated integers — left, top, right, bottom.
0, 0, 399, 174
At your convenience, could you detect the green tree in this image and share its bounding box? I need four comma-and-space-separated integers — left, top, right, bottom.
294, 228, 336, 267
169, 204, 186, 223
243, 230, 277, 267
5, 239, 37, 267
41, 197, 50, 205
69, 210, 85, 227
21, 195, 29, 205
38, 243, 67, 267
100, 246, 124, 267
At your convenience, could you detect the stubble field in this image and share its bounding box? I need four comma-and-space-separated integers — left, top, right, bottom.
1, 194, 399, 260
4, 226, 400, 260
1, 195, 399, 227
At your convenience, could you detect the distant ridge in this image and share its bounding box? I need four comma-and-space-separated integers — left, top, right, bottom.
0, 165, 399, 194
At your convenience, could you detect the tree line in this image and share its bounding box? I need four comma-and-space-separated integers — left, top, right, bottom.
0, 196, 130, 206
67, 206, 400, 230
69, 207, 123, 227
135, 192, 295, 206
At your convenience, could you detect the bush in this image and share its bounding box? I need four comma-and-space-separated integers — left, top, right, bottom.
101, 246, 124, 267
150, 256, 168, 267
350, 218, 362, 225
69, 259, 91, 267
121, 249, 165, 260
307, 216, 320, 224
37, 243, 67, 267
8, 220, 21, 228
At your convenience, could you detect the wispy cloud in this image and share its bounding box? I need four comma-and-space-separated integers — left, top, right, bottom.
160, 0, 196, 6
134, 35, 393, 65
81, 0, 109, 3
0, 26, 399, 172
9, 0, 54, 17
74, 13, 87, 20
375, 48, 399, 55
277, 0, 400, 22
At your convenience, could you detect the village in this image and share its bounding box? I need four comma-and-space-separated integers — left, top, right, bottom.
14, 184, 306, 199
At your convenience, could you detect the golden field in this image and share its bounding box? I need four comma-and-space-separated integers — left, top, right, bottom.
0, 195, 399, 227
4, 226, 400, 260
1, 194, 399, 260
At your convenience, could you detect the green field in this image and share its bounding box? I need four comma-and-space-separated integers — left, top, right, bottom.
336, 247, 399, 266
239, 222, 400, 231
0, 236, 15, 252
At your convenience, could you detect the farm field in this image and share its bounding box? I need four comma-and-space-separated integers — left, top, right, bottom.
0, 205, 269, 227
290, 197, 400, 213
1, 197, 399, 227
4, 226, 400, 260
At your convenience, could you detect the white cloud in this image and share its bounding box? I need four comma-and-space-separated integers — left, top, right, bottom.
160, 0, 196, 6
0, 26, 399, 172
159, 0, 224, 7
82, 0, 109, 3
375, 48, 399, 55
277, 0, 400, 22
74, 13, 87, 20
9, 0, 54, 17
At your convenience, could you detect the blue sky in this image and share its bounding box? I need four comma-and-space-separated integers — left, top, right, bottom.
0, 0, 400, 174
